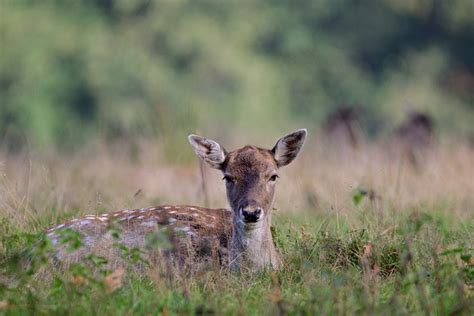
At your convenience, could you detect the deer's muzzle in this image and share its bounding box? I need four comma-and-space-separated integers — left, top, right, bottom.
239, 204, 263, 223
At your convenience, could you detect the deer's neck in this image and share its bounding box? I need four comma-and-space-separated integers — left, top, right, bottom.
230, 214, 281, 271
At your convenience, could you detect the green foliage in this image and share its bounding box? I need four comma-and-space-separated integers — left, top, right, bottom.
0, 210, 472, 315
0, 0, 473, 152
352, 187, 367, 206
57, 228, 84, 253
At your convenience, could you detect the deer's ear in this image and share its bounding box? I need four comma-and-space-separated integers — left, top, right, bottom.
188, 135, 227, 169
272, 129, 307, 167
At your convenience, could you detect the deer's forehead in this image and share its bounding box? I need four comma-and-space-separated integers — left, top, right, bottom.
225, 146, 276, 176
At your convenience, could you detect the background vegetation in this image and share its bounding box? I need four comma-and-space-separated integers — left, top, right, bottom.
0, 0, 473, 315
1, 0, 473, 153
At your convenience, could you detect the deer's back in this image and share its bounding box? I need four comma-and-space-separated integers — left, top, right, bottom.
46, 205, 232, 266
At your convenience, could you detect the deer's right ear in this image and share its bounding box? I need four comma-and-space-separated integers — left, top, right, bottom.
188, 135, 227, 170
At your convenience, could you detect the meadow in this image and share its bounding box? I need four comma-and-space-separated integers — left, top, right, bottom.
1, 1, 473, 314
0, 135, 472, 315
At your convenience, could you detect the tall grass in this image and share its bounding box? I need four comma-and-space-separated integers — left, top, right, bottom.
0, 136, 473, 314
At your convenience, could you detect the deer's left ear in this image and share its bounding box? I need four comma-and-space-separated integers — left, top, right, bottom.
272, 129, 307, 167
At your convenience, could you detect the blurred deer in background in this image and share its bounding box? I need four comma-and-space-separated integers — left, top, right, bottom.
395, 111, 434, 168
324, 106, 362, 150
46, 129, 307, 271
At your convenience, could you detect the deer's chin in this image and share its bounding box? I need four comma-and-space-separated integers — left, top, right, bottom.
243, 221, 264, 230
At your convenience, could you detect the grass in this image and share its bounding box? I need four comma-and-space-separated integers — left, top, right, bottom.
0, 139, 473, 315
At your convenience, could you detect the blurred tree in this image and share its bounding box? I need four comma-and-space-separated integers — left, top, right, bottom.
0, 0, 472, 151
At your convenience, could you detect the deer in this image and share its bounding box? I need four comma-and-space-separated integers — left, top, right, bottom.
394, 111, 434, 169
45, 129, 307, 272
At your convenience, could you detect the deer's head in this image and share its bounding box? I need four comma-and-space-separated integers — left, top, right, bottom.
188, 129, 307, 227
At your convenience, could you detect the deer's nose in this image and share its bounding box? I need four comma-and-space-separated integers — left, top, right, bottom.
241, 207, 262, 223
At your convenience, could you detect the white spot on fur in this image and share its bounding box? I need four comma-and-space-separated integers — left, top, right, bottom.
174, 226, 190, 233
140, 221, 156, 227
163, 206, 171, 209
168, 211, 177, 214
83, 236, 94, 246
137, 215, 145, 220
55, 224, 65, 230
169, 218, 177, 223
47, 234, 59, 246
80, 220, 92, 225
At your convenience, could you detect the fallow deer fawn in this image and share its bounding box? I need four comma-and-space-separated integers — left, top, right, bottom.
46, 129, 307, 271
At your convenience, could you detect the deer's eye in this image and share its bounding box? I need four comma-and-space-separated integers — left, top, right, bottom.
269, 174, 279, 182
222, 175, 234, 184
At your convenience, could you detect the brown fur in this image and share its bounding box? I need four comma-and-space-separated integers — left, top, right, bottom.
47, 205, 232, 268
